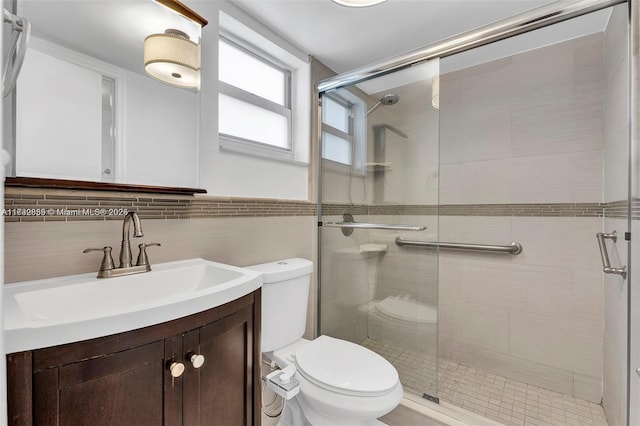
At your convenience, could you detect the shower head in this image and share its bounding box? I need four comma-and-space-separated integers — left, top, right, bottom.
367, 93, 400, 115
380, 93, 399, 105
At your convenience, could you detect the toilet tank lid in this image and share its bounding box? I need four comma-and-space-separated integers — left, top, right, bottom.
246, 258, 313, 283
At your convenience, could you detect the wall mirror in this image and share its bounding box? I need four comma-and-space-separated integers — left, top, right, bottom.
7, 0, 206, 192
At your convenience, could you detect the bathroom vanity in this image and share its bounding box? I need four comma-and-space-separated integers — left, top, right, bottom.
3, 259, 263, 425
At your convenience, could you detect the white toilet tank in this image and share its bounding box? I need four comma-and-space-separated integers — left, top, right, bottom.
247, 258, 313, 353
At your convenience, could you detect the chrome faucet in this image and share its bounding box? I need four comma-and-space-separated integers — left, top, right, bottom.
83, 211, 161, 278
120, 211, 143, 268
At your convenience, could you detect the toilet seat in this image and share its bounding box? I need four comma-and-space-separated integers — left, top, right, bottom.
294, 335, 398, 397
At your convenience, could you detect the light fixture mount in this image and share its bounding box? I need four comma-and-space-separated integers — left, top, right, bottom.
153, 0, 207, 27
164, 28, 189, 39
331, 0, 387, 7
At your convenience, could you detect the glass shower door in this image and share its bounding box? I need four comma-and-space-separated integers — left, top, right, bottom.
318, 59, 440, 401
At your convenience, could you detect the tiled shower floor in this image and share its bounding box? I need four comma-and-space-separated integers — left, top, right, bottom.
361, 339, 608, 426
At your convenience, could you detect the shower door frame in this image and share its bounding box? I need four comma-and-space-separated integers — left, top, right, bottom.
628, 1, 639, 424
317, 0, 638, 422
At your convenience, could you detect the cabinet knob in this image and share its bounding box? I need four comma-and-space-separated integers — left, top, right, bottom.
189, 353, 205, 369
168, 361, 185, 378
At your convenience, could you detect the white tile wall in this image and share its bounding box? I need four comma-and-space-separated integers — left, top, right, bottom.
320, 214, 373, 340
440, 150, 604, 205
369, 77, 439, 206
440, 34, 605, 206
510, 311, 602, 377
439, 301, 510, 353
510, 217, 602, 269
437, 32, 609, 404
438, 214, 605, 401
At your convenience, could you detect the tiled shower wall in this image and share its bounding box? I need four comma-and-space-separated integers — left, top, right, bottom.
320, 30, 614, 404
437, 33, 607, 402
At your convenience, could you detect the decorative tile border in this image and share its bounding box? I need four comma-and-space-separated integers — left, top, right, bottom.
4, 188, 637, 222
4, 189, 316, 222
323, 201, 637, 219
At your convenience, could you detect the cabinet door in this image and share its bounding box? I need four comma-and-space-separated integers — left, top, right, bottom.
183, 305, 255, 426
33, 341, 166, 426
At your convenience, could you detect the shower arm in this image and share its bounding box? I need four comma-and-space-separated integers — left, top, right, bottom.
366, 100, 383, 115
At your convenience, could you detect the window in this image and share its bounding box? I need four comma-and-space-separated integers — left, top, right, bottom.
218, 35, 293, 158
321, 92, 366, 170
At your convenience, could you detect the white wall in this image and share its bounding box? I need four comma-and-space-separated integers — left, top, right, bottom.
16, 47, 102, 181
195, 1, 310, 200
122, 70, 198, 188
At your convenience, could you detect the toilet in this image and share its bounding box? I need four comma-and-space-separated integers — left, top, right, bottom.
248, 258, 403, 426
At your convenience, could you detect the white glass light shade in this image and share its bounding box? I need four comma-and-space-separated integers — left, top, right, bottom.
331, 0, 387, 7
432, 74, 439, 109
144, 31, 200, 89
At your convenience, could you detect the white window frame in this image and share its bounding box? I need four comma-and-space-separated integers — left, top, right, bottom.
218, 32, 295, 160
321, 91, 367, 174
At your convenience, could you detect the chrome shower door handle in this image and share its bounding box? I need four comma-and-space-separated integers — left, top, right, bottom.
596, 231, 627, 279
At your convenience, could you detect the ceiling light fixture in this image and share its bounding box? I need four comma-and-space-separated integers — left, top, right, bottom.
144, 29, 200, 89
331, 0, 387, 7
144, 0, 206, 90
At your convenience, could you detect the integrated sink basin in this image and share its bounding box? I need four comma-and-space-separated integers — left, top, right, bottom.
4, 258, 263, 353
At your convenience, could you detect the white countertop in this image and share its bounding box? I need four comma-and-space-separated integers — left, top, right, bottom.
4, 258, 263, 353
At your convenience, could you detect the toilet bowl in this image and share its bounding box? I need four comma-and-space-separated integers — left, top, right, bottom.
248, 258, 403, 425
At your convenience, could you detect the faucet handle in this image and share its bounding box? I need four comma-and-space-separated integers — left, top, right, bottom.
136, 243, 161, 267
83, 247, 115, 273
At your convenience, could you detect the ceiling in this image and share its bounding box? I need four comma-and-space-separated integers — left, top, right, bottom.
231, 0, 556, 74
20, 0, 200, 75
20, 0, 612, 82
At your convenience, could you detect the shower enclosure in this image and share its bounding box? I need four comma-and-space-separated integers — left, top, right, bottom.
317, 1, 637, 425
319, 59, 441, 399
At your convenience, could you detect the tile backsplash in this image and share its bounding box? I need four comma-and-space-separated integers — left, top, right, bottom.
4, 188, 316, 222
4, 188, 319, 338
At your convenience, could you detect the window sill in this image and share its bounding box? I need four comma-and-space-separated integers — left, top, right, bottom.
219, 135, 308, 166
321, 158, 366, 176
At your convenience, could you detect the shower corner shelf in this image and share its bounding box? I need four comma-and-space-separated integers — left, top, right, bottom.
365, 162, 392, 173
359, 243, 388, 254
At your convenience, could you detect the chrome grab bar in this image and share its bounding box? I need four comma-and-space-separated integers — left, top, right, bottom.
596, 231, 627, 279
324, 213, 426, 236
395, 237, 523, 255
324, 222, 427, 231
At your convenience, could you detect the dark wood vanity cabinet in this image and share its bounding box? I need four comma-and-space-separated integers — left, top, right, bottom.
6, 290, 262, 426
